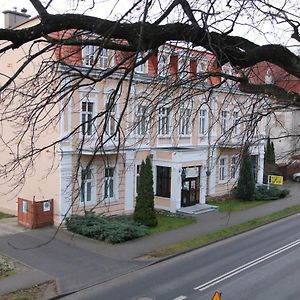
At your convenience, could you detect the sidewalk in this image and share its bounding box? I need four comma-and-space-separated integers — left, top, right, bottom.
0, 181, 300, 297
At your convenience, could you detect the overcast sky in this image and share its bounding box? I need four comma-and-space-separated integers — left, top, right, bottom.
0, 0, 135, 28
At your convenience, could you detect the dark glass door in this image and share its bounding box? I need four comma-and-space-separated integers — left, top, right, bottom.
181, 178, 199, 207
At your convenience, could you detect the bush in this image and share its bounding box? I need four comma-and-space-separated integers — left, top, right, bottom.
254, 186, 289, 200
65, 213, 149, 244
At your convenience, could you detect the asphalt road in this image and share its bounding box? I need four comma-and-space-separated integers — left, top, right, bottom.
63, 213, 300, 300
0, 227, 145, 293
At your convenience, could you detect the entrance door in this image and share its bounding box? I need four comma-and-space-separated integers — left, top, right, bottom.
181, 178, 199, 207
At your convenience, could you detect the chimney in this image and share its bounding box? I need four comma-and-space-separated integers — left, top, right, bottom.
3, 8, 31, 29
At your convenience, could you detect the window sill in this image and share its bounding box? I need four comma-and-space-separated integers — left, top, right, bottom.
79, 201, 96, 207
104, 197, 118, 203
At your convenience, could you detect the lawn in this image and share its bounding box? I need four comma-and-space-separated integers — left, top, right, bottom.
0, 212, 14, 220
149, 213, 196, 234
207, 199, 270, 212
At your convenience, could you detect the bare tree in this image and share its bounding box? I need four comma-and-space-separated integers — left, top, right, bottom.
0, 0, 299, 220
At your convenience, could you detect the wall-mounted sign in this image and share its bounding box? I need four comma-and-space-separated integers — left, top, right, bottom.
43, 201, 51, 212
185, 167, 199, 178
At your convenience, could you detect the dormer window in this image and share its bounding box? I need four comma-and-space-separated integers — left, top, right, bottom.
158, 52, 169, 78
135, 52, 145, 74
99, 48, 109, 68
82, 45, 109, 68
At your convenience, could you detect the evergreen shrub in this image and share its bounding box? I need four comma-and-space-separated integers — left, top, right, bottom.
65, 213, 149, 244
134, 156, 158, 227
254, 186, 289, 200
236, 146, 255, 200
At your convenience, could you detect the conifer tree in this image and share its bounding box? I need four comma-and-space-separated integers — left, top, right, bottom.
133, 156, 157, 227
271, 142, 276, 164
265, 136, 272, 164
236, 146, 255, 200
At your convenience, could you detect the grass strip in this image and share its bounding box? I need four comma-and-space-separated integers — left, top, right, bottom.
207, 199, 270, 212
149, 214, 196, 234
0, 212, 14, 220
150, 204, 300, 257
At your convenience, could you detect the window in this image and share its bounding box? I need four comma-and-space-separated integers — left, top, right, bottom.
233, 111, 239, 135
221, 110, 228, 134
80, 167, 93, 203
82, 46, 109, 68
81, 101, 94, 136
199, 109, 208, 135
135, 52, 145, 73
197, 61, 207, 82
158, 52, 168, 77
178, 56, 188, 79
156, 166, 171, 197
136, 165, 141, 194
104, 93, 117, 136
197, 61, 206, 74
104, 167, 114, 199
136, 105, 148, 135
82, 45, 96, 66
231, 156, 238, 179
99, 48, 109, 68
219, 158, 227, 181
179, 106, 191, 135
158, 106, 170, 135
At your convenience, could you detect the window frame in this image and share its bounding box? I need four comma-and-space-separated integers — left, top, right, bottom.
81, 99, 94, 137
221, 110, 228, 134
199, 108, 208, 135
179, 106, 192, 136
136, 164, 141, 194
104, 166, 115, 200
158, 51, 169, 78
233, 111, 240, 135
82, 45, 109, 68
99, 48, 109, 69
158, 105, 171, 136
230, 156, 238, 179
135, 52, 145, 74
104, 91, 118, 137
219, 157, 227, 182
135, 104, 149, 136
80, 166, 95, 205
156, 166, 171, 198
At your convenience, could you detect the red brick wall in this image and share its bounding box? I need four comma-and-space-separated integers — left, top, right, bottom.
148, 54, 158, 76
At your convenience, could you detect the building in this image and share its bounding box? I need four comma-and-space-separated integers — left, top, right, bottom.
0, 10, 265, 223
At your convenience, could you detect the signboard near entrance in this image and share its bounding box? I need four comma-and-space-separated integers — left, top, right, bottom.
269, 175, 283, 185
185, 167, 198, 178
267, 174, 283, 190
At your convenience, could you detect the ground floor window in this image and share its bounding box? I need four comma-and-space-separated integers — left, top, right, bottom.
156, 166, 171, 197
219, 157, 227, 181
136, 165, 141, 194
230, 156, 238, 179
81, 167, 93, 203
104, 167, 115, 199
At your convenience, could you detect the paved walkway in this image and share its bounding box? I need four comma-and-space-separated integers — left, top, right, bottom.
0, 181, 299, 297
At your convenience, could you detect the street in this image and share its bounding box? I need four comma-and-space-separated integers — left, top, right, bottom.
63, 213, 300, 299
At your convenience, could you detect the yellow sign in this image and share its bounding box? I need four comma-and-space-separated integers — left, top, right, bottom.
270, 175, 283, 185
212, 291, 221, 300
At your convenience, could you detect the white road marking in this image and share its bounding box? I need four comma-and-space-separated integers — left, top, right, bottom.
194, 238, 300, 291
173, 296, 187, 300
